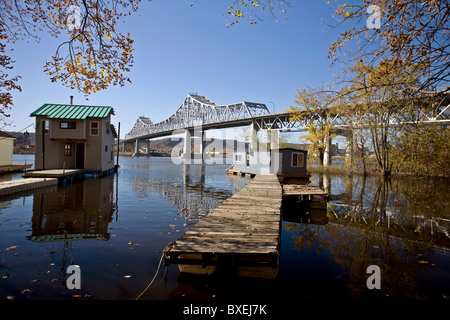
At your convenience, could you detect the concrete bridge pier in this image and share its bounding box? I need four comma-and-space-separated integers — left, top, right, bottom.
323, 133, 332, 167
344, 132, 354, 168
180, 129, 208, 164
181, 130, 191, 161
193, 129, 207, 164
134, 138, 140, 156
250, 122, 258, 153
133, 138, 151, 156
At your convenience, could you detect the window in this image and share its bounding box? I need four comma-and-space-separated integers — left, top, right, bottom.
42, 120, 49, 134
90, 121, 99, 135
291, 152, 304, 167
60, 121, 76, 129
234, 154, 242, 162
105, 145, 108, 152
64, 143, 72, 156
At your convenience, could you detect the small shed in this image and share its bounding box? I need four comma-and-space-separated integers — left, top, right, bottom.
229, 147, 309, 178
0, 130, 15, 166
271, 148, 308, 175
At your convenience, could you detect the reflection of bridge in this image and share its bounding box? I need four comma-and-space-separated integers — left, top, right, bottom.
119, 92, 450, 165
128, 164, 251, 222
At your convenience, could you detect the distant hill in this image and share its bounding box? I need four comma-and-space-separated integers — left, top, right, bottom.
135, 137, 310, 153
6, 131, 36, 145
136, 137, 249, 153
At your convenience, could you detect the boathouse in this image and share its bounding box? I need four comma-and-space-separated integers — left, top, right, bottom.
230, 147, 309, 178
30, 101, 117, 173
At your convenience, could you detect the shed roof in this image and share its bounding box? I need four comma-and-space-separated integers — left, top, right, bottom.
30, 104, 114, 119
0, 130, 16, 139
275, 147, 308, 153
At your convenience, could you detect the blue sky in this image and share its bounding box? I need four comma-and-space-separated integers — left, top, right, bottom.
4, 0, 345, 139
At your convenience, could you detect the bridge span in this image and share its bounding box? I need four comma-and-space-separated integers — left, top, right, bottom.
118, 94, 308, 159
117, 92, 450, 164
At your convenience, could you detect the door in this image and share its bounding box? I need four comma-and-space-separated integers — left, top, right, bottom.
76, 143, 85, 169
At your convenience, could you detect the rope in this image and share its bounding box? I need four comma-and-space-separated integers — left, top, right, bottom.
134, 252, 165, 300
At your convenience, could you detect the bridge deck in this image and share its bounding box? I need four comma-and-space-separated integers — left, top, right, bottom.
163, 174, 282, 278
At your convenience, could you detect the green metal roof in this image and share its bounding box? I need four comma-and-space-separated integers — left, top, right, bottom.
30, 104, 114, 119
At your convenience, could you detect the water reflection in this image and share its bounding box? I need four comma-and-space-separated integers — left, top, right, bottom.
1, 155, 449, 300
285, 174, 450, 299
124, 162, 250, 222
27, 176, 116, 242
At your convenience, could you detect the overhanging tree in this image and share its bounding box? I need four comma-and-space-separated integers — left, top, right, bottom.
0, 0, 292, 117
327, 0, 449, 93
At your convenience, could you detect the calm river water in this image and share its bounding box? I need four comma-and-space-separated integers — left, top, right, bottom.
0, 154, 449, 301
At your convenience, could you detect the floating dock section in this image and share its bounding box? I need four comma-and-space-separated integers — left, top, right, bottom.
163, 174, 283, 279
282, 184, 328, 201
24, 169, 83, 179
0, 164, 32, 174
0, 178, 58, 197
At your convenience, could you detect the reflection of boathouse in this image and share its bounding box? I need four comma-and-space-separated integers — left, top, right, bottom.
27, 176, 116, 242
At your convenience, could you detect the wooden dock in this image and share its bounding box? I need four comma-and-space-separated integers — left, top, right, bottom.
0, 178, 58, 197
0, 164, 33, 174
24, 169, 82, 179
282, 184, 328, 201
163, 174, 283, 279
24, 169, 85, 184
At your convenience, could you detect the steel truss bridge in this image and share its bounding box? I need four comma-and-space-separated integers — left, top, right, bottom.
122, 94, 301, 142
119, 93, 450, 159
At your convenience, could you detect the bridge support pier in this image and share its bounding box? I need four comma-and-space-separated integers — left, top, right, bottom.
270, 129, 279, 149
250, 122, 258, 153
146, 139, 150, 155
323, 134, 332, 167
134, 138, 140, 156
191, 129, 207, 164
181, 130, 191, 161
180, 129, 208, 164
194, 130, 207, 164
345, 133, 354, 168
